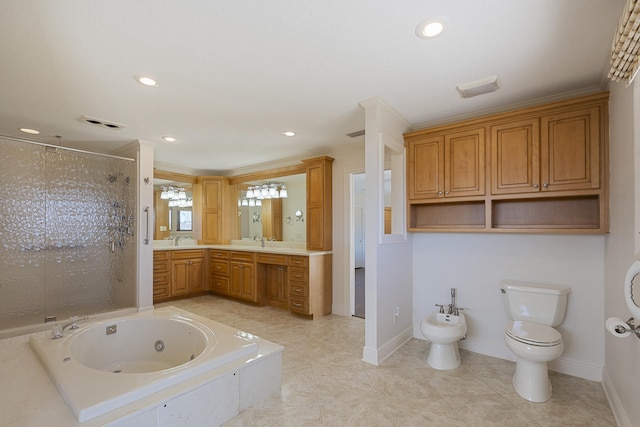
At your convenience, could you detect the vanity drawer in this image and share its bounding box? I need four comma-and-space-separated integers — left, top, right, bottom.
211, 260, 229, 276
257, 253, 288, 265
153, 260, 170, 273
288, 267, 308, 283
289, 282, 309, 298
154, 251, 169, 261
288, 256, 308, 268
171, 250, 205, 260
153, 272, 169, 285
230, 251, 255, 263
210, 276, 229, 293
153, 284, 170, 299
210, 250, 230, 260
289, 296, 309, 314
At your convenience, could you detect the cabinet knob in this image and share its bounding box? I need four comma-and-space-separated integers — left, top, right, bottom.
438, 191, 443, 195
543, 183, 549, 188
533, 183, 539, 189
445, 191, 450, 195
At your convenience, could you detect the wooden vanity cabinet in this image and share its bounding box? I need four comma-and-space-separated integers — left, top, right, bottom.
229, 251, 259, 303
209, 249, 230, 295
171, 250, 205, 296
198, 177, 230, 244
256, 253, 289, 309
153, 251, 170, 300
288, 254, 332, 319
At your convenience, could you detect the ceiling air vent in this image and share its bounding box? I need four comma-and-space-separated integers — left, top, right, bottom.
347, 129, 365, 138
80, 115, 126, 130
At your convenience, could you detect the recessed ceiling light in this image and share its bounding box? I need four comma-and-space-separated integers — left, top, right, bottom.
416, 17, 449, 39
20, 128, 40, 135
135, 75, 159, 87
282, 131, 296, 137
162, 136, 177, 142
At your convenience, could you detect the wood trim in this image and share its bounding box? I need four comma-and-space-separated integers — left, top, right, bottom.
228, 164, 306, 185
154, 170, 198, 184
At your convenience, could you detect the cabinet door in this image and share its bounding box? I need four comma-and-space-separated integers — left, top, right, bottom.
201, 179, 223, 244
407, 136, 445, 200
266, 265, 287, 308
188, 258, 204, 292
444, 128, 485, 197
171, 260, 190, 296
491, 119, 540, 194
540, 106, 600, 191
229, 263, 242, 298
239, 263, 256, 301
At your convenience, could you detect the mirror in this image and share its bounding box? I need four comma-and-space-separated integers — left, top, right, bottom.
625, 261, 640, 319
237, 174, 306, 242
153, 171, 196, 241
380, 133, 405, 241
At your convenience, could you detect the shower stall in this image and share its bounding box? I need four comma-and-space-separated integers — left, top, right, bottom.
0, 136, 138, 334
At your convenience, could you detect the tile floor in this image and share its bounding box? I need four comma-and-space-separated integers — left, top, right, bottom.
157, 295, 617, 427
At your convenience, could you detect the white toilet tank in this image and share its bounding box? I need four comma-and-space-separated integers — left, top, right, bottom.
501, 281, 570, 327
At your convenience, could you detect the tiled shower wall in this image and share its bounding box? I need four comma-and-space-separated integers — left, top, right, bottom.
0, 137, 137, 331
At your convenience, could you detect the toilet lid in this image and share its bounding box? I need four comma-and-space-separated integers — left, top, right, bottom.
505, 321, 562, 346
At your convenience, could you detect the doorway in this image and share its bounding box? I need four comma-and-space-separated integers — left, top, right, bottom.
352, 172, 366, 318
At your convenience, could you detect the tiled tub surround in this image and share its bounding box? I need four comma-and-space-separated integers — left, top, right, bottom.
0, 306, 282, 426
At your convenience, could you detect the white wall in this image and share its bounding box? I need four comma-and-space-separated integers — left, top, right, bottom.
360, 98, 413, 365
412, 233, 605, 380
602, 81, 640, 427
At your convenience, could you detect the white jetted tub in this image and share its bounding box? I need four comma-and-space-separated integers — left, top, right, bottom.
29, 307, 260, 422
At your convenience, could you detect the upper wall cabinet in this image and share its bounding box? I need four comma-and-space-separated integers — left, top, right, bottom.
491, 107, 601, 195
407, 127, 485, 200
198, 176, 230, 244
404, 92, 609, 233
303, 156, 334, 251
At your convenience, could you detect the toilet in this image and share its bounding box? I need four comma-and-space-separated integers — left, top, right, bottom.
420, 311, 467, 370
501, 281, 570, 402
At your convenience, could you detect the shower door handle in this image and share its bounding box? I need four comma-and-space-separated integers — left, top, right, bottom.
143, 206, 151, 245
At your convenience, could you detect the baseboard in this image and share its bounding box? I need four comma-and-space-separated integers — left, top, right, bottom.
456, 336, 603, 381
362, 326, 413, 366
602, 369, 633, 427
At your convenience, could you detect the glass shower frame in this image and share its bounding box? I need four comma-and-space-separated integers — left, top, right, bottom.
0, 137, 137, 332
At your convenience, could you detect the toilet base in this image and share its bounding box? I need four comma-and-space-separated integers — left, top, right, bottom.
512, 358, 552, 402
427, 342, 461, 370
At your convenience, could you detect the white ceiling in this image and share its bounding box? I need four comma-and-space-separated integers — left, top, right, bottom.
0, 0, 624, 174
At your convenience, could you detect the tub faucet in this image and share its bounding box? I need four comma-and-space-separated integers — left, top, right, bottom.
52, 316, 90, 339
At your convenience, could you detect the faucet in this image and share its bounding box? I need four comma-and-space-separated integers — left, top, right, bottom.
52, 316, 90, 339
255, 236, 265, 247
174, 235, 179, 246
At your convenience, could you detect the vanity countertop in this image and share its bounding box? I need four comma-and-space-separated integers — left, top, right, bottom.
153, 243, 331, 256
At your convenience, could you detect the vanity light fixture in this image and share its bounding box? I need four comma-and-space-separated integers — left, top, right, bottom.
245, 183, 288, 200
135, 75, 159, 87
282, 131, 296, 137
162, 136, 177, 142
20, 128, 40, 135
415, 17, 448, 39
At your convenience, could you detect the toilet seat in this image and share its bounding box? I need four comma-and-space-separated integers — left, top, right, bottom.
505, 321, 561, 347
